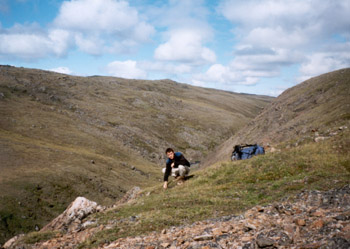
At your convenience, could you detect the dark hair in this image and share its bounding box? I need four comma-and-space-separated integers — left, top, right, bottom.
165, 148, 174, 154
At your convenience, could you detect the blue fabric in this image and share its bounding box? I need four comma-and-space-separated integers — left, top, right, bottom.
231, 144, 265, 160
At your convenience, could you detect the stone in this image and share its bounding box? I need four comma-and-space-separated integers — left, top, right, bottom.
41, 197, 103, 232
256, 235, 275, 248
295, 218, 306, 226
310, 219, 324, 229
3, 234, 24, 248
193, 234, 214, 241
160, 242, 170, 248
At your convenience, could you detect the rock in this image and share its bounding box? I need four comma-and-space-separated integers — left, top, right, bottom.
310, 219, 324, 229
160, 242, 170, 248
3, 234, 24, 248
41, 197, 103, 232
322, 237, 350, 249
193, 234, 214, 241
295, 218, 306, 226
315, 136, 328, 142
256, 235, 274, 248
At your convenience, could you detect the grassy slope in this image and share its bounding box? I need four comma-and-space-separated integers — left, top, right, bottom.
73, 68, 350, 247
0, 65, 272, 244
203, 68, 350, 168
78, 126, 350, 248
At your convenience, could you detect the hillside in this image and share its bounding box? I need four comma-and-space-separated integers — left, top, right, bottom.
2, 68, 350, 249
203, 68, 350, 167
5, 103, 350, 248
0, 65, 272, 244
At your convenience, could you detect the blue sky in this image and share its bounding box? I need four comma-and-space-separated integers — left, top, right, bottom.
0, 0, 349, 96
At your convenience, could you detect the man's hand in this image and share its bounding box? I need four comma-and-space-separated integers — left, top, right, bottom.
163, 181, 168, 189
171, 162, 175, 167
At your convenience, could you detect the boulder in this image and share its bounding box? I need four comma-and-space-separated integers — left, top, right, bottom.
41, 196, 104, 232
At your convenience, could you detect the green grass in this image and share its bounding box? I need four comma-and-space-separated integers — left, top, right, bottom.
0, 66, 273, 245
76, 129, 350, 248
20, 231, 59, 244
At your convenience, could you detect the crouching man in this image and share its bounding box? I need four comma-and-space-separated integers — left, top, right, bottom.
163, 148, 190, 189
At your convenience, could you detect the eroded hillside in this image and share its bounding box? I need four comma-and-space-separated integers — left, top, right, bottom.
0, 65, 272, 244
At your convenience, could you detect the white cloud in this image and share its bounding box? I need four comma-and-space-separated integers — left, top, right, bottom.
53, 0, 155, 55
141, 61, 192, 75
54, 0, 141, 33
0, 33, 50, 59
0, 0, 155, 60
48, 29, 71, 56
298, 42, 350, 82
106, 60, 147, 79
48, 66, 73, 75
154, 29, 216, 65
148, 0, 210, 30
212, 0, 350, 92
0, 25, 70, 60
244, 27, 307, 49
193, 63, 259, 87
219, 0, 350, 37
219, 0, 312, 29
150, 0, 215, 66
232, 46, 302, 73
74, 33, 104, 55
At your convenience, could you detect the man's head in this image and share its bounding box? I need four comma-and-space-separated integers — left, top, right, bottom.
165, 148, 174, 159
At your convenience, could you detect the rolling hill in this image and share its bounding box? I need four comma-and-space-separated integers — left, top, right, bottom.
3, 68, 350, 249
0, 65, 272, 244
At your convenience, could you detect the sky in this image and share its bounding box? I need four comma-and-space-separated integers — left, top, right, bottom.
0, 0, 349, 96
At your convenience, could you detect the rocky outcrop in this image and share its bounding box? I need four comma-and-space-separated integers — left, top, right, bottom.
40, 197, 104, 233
104, 185, 350, 249
5, 186, 350, 249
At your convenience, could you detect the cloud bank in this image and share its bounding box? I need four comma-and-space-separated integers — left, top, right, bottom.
0, 0, 349, 96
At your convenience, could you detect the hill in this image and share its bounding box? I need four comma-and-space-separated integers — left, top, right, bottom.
0, 65, 272, 244
2, 68, 350, 249
203, 68, 350, 167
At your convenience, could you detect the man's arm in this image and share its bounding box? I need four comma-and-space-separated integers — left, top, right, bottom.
163, 160, 173, 189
